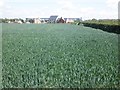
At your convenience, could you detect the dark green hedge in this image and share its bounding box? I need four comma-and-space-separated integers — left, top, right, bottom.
83, 23, 120, 34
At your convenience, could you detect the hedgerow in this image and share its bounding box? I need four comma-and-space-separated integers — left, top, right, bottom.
82, 19, 120, 34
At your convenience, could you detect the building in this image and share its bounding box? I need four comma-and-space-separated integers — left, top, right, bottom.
14, 19, 23, 24
26, 18, 34, 23
64, 18, 82, 23
65, 18, 74, 23
25, 16, 82, 24
17, 20, 23, 24
49, 15, 58, 23
40, 18, 49, 23
34, 18, 41, 24
57, 17, 65, 23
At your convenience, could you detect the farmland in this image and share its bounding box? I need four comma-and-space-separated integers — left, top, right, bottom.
2, 23, 119, 88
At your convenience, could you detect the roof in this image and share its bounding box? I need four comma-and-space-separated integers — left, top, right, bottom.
64, 18, 81, 21
40, 18, 49, 20
64, 18, 67, 21
49, 15, 58, 20
26, 18, 34, 20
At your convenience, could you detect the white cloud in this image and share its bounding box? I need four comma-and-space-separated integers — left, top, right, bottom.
77, 7, 99, 20
1, 0, 119, 19
56, 0, 75, 10
0, 0, 4, 17
106, 0, 119, 9
0, 0, 4, 7
99, 10, 117, 19
77, 0, 119, 19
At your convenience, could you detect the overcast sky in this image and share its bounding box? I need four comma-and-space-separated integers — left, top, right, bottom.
0, 0, 119, 20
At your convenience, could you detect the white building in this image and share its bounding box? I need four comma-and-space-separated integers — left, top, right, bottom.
66, 18, 74, 23
34, 18, 41, 24
64, 18, 82, 23
17, 20, 23, 24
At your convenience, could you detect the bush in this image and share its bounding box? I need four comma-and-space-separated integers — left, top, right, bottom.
83, 22, 120, 34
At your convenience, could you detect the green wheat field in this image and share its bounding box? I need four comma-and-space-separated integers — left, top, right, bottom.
2, 23, 119, 88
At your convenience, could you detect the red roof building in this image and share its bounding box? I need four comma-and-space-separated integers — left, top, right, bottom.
57, 17, 65, 23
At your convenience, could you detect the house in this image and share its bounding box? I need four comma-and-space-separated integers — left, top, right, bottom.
40, 18, 49, 23
14, 19, 23, 24
34, 18, 41, 24
64, 18, 82, 23
26, 18, 34, 23
49, 15, 58, 23
57, 17, 65, 23
26, 22, 30, 24
17, 20, 23, 24
65, 18, 74, 23
64, 18, 68, 22
26, 18, 48, 23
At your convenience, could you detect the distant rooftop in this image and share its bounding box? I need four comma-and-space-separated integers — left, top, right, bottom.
40, 18, 49, 20
49, 15, 58, 20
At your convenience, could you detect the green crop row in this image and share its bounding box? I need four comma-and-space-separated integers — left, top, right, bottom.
2, 23, 119, 88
